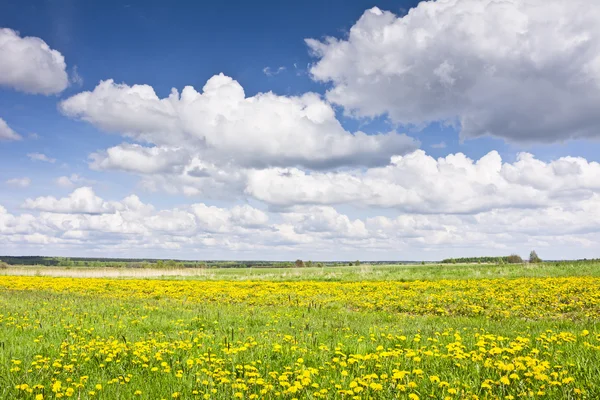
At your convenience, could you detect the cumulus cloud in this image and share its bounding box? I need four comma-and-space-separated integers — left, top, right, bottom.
23, 187, 116, 214
191, 203, 269, 232
6, 177, 31, 188
82, 146, 600, 219
229, 204, 270, 227
282, 206, 368, 238
2, 184, 600, 259
89, 144, 190, 174
19, 188, 272, 235
0, 118, 21, 141
307, 0, 600, 142
246, 151, 600, 213
56, 174, 84, 188
2, 188, 282, 255
139, 159, 247, 199
27, 153, 56, 163
0, 28, 68, 95
60, 74, 418, 170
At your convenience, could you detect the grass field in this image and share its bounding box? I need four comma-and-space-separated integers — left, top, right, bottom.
1, 263, 599, 399
2, 261, 600, 281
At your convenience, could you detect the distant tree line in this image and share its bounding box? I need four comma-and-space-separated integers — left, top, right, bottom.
441, 252, 544, 264
0, 256, 363, 269
1, 253, 558, 269
442, 256, 512, 264
0, 256, 299, 269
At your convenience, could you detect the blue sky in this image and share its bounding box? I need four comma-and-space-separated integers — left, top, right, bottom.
1, 0, 600, 260
1, 0, 414, 201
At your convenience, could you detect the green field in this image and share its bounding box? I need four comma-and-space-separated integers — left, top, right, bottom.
1, 263, 599, 399
2, 260, 600, 281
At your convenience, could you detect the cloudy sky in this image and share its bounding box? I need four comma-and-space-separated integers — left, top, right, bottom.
2, 0, 600, 261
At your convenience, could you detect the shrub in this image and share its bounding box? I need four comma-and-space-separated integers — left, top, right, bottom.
529, 250, 542, 263
294, 259, 304, 268
0, 261, 8, 269
506, 254, 523, 264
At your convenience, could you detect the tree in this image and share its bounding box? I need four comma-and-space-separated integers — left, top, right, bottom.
529, 250, 542, 263
295, 259, 304, 268
506, 254, 523, 264
355, 260, 360, 266
306, 260, 314, 268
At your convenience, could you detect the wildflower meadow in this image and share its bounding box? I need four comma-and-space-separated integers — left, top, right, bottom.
1, 265, 599, 399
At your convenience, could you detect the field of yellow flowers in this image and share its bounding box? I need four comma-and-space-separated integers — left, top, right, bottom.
1, 274, 599, 399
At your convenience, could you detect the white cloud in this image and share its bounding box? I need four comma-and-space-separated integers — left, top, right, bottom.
431, 141, 446, 149
0, 28, 68, 95
229, 204, 269, 227
22, 187, 116, 214
191, 203, 269, 232
90, 144, 189, 174
55, 174, 90, 188
283, 206, 368, 238
2, 189, 283, 256
56, 175, 78, 188
246, 150, 600, 213
0, 118, 21, 141
55, 177, 71, 188
80, 146, 600, 221
307, 0, 600, 142
263, 66, 286, 76
70, 65, 83, 87
138, 159, 247, 199
18, 188, 271, 237
60, 74, 418, 170
2, 184, 600, 259
144, 209, 198, 234
6, 177, 30, 188
27, 153, 56, 163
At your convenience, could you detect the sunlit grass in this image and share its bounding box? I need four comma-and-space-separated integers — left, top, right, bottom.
2, 261, 600, 281
1, 267, 599, 399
